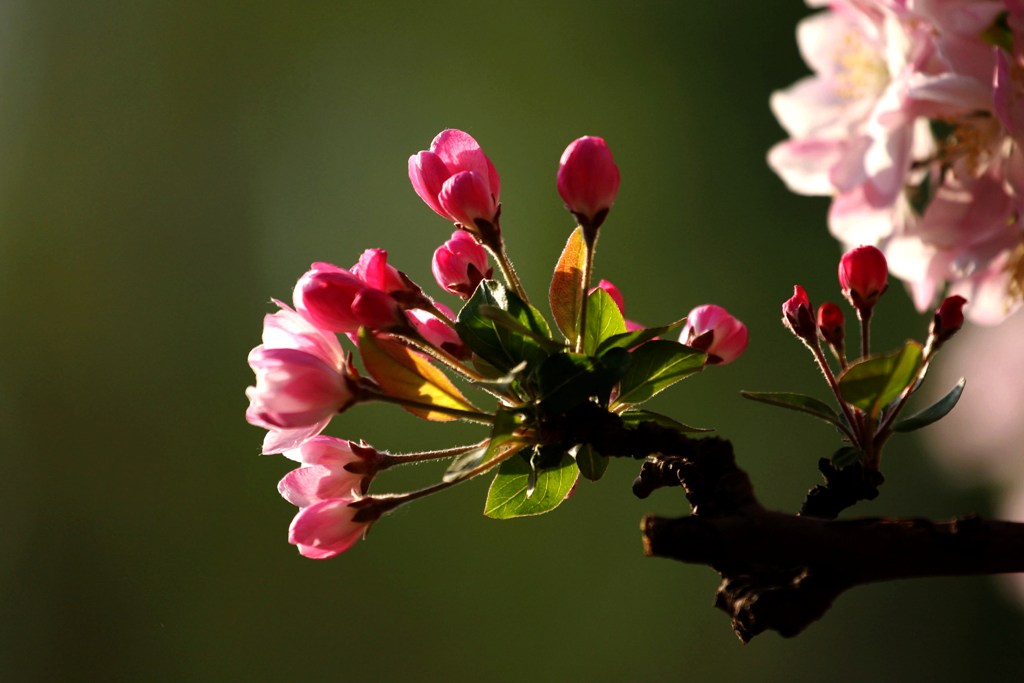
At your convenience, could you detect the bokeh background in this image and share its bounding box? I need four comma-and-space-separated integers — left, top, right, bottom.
4, 1, 1023, 681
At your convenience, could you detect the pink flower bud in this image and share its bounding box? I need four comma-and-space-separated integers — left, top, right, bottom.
351, 248, 407, 293
287, 497, 370, 559
557, 136, 620, 230
246, 347, 356, 430
816, 302, 845, 351
931, 295, 967, 344
245, 304, 353, 454
351, 288, 406, 330
838, 245, 888, 312
438, 171, 499, 231
406, 307, 470, 360
680, 304, 749, 365
409, 129, 500, 225
432, 230, 492, 298
280, 436, 382, 503
783, 285, 817, 342
293, 262, 366, 333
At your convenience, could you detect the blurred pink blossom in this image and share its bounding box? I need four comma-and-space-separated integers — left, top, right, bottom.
770, 0, 1024, 323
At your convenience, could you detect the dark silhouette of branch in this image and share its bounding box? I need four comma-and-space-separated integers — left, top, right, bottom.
557, 403, 1024, 642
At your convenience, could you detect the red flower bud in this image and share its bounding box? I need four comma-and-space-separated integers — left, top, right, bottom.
931, 295, 967, 344
783, 285, 817, 342
816, 302, 845, 351
838, 245, 888, 312
557, 136, 620, 230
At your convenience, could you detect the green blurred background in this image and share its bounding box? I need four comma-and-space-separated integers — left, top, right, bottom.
3, 1, 1022, 680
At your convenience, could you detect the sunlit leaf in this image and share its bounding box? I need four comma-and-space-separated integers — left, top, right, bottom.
614, 340, 706, 406
549, 226, 585, 341
893, 378, 966, 433
357, 329, 479, 421
583, 288, 627, 355
484, 449, 579, 519
740, 391, 845, 429
595, 319, 684, 355
839, 341, 924, 418
536, 349, 629, 414
456, 280, 553, 373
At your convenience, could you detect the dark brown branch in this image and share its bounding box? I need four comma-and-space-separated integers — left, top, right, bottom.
555, 403, 1024, 642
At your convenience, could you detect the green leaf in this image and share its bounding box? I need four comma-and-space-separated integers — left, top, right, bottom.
839, 341, 924, 418
614, 340, 706, 406
893, 378, 966, 433
549, 227, 586, 341
536, 349, 629, 414
484, 449, 579, 519
583, 288, 627, 355
357, 329, 480, 421
619, 409, 714, 433
831, 446, 863, 468
594, 318, 685, 355
574, 443, 609, 481
739, 391, 845, 430
455, 280, 554, 373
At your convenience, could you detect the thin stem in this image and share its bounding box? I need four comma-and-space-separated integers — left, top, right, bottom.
859, 308, 872, 358
368, 441, 529, 514
489, 241, 530, 303
379, 440, 490, 469
575, 225, 599, 353
809, 341, 862, 447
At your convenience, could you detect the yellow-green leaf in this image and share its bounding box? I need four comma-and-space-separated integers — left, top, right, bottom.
549, 227, 585, 341
357, 329, 479, 421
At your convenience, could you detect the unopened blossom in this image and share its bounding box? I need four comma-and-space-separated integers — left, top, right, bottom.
783, 285, 817, 342
839, 245, 888, 312
287, 497, 371, 559
817, 302, 845, 352
246, 304, 357, 454
406, 306, 470, 360
680, 304, 748, 365
432, 230, 492, 298
557, 136, 620, 230
294, 261, 405, 334
280, 436, 382, 502
351, 248, 408, 294
930, 294, 967, 345
409, 129, 501, 227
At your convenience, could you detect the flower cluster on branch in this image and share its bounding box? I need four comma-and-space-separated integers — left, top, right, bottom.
246, 130, 748, 559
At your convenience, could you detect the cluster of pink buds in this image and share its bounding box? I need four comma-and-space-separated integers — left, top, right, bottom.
247, 128, 748, 559
750, 245, 967, 471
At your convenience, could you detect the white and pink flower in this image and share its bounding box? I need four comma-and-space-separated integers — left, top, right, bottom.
245, 304, 358, 454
